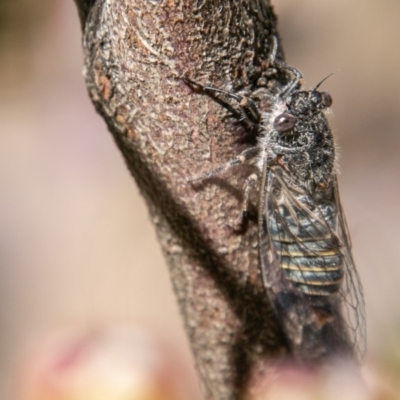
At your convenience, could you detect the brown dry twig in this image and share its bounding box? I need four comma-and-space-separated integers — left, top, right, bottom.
74, 0, 289, 398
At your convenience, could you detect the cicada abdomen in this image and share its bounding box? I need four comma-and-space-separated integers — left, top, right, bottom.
269, 189, 344, 297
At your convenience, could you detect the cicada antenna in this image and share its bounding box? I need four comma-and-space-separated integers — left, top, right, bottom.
312, 72, 335, 91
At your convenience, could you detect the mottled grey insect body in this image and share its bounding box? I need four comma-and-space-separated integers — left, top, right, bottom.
183, 37, 365, 362
257, 88, 341, 295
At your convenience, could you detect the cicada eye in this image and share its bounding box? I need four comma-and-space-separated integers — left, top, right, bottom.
273, 112, 296, 132
320, 91, 332, 108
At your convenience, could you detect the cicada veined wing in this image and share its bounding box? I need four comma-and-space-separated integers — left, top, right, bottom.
258, 164, 366, 361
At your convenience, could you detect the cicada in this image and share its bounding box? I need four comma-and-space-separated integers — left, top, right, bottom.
184, 37, 366, 362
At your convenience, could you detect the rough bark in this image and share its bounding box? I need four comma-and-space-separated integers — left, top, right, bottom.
74, 0, 288, 398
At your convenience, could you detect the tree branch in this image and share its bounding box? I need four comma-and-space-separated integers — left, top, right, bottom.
75, 0, 288, 398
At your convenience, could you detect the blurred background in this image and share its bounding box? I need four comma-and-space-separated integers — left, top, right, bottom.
0, 0, 399, 398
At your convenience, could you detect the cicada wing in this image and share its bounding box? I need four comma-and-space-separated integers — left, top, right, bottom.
333, 178, 367, 360
258, 166, 336, 352
259, 166, 362, 360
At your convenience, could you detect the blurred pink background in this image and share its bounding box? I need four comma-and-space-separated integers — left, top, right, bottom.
0, 0, 400, 398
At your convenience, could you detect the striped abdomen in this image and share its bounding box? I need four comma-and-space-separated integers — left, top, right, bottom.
269, 203, 344, 296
